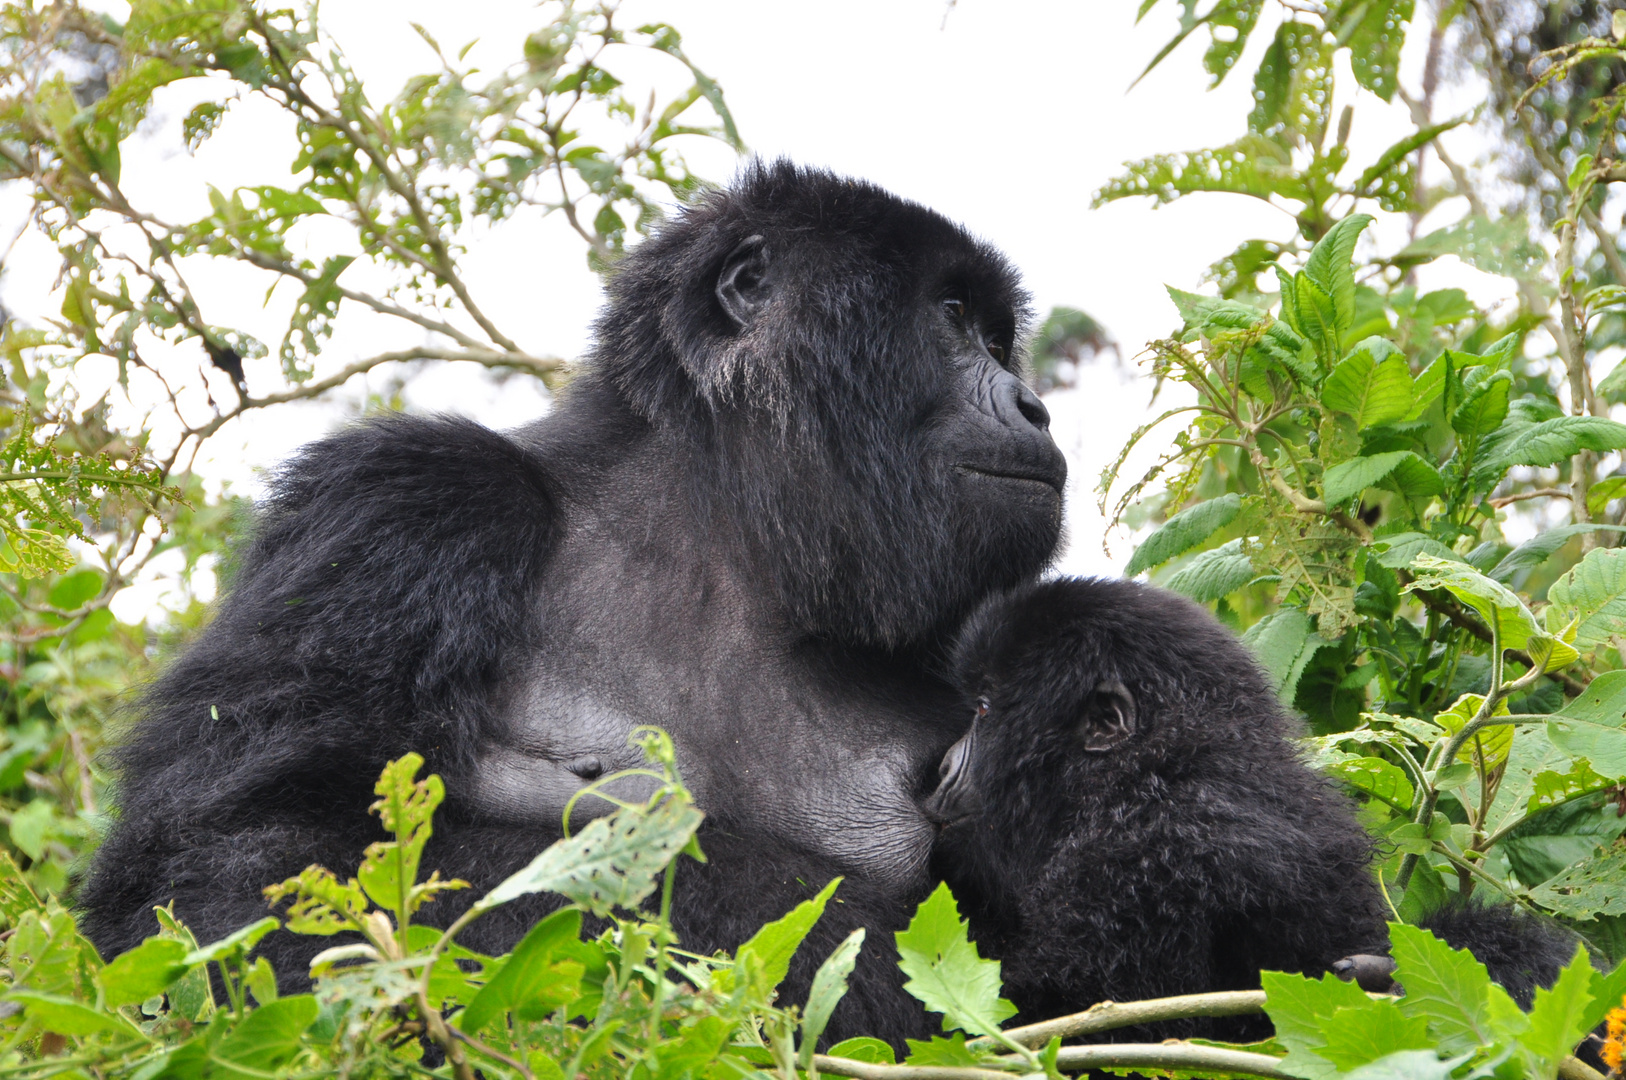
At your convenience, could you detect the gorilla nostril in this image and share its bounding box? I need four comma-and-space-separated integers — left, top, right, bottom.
1015, 386, 1050, 432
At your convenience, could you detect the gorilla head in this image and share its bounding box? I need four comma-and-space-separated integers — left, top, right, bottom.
587, 161, 1066, 647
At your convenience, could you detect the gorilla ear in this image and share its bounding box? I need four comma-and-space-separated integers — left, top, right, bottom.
716, 235, 772, 329
1079, 680, 1135, 752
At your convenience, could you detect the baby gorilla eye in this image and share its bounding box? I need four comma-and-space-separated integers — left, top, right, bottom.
986, 341, 1006, 364
975, 695, 990, 719
942, 297, 967, 321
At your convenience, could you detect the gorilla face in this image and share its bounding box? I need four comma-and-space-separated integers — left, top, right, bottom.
591, 162, 1066, 648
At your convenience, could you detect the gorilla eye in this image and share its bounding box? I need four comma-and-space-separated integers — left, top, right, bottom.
975, 696, 990, 719
942, 297, 967, 321
986, 341, 1006, 364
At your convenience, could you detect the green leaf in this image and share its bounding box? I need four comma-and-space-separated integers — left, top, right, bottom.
459, 907, 584, 1033
1164, 538, 1256, 602
478, 790, 703, 917
213, 994, 319, 1075
1490, 525, 1626, 584
1518, 945, 1596, 1079
1388, 922, 1525, 1053
1501, 794, 1626, 888
1095, 135, 1310, 209
4, 990, 138, 1036
1315, 998, 1433, 1070
1357, 116, 1467, 204
1323, 341, 1413, 428
1529, 840, 1626, 919
1405, 554, 1540, 652
1326, 756, 1415, 811
1571, 153, 1596, 192
1451, 371, 1512, 436
799, 928, 866, 1070
718, 877, 841, 996
895, 883, 1016, 1037
1588, 476, 1626, 514
97, 937, 189, 1008
1528, 759, 1616, 814
903, 1032, 993, 1067
1248, 21, 1334, 147
184, 917, 279, 966
1548, 547, 1626, 653
358, 753, 453, 916
1488, 416, 1626, 471
1242, 607, 1327, 703
827, 1038, 896, 1065
1435, 694, 1513, 767
1547, 672, 1626, 778
1202, 0, 1264, 85
1304, 214, 1374, 337
1323, 451, 1442, 506
1261, 969, 1373, 1080
1371, 532, 1464, 570
1339, 0, 1414, 100
1400, 216, 1545, 280
1124, 493, 1242, 576
1340, 1050, 1475, 1080
1584, 957, 1626, 1033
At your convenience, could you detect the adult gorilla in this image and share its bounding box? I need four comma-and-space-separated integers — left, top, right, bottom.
79, 161, 1066, 1041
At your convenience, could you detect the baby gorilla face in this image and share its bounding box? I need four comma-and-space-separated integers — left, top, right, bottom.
922, 679, 1137, 828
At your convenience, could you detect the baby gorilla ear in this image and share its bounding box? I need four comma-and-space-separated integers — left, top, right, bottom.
1079, 680, 1136, 752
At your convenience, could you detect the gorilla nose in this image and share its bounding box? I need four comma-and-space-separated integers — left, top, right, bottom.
996, 369, 1050, 433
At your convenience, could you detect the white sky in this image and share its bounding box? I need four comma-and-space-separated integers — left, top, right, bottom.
6, 1, 1513, 618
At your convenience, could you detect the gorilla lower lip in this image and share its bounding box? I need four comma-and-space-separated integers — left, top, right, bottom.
956, 464, 1062, 494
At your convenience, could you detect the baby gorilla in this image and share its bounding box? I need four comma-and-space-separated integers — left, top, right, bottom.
925, 577, 1574, 1040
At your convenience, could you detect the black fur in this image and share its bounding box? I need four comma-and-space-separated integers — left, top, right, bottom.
929, 577, 1579, 1039
77, 161, 1066, 1046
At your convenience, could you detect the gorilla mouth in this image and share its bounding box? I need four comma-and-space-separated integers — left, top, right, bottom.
956, 464, 1064, 495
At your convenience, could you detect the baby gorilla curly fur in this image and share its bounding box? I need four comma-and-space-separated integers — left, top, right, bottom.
926, 577, 1578, 1041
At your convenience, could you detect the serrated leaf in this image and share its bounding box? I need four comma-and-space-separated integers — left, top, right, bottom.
1304, 214, 1374, 337
1125, 493, 1242, 576
1315, 999, 1433, 1070
903, 1032, 994, 1067
895, 883, 1016, 1037
1324, 451, 1443, 506
1340, 0, 1414, 100
1095, 134, 1310, 209
1164, 538, 1256, 602
1489, 416, 1626, 470
1451, 371, 1512, 436
1518, 945, 1596, 1080
1241, 607, 1327, 703
1324, 340, 1413, 428
478, 791, 703, 917
1490, 525, 1626, 584
358, 753, 445, 915
1261, 969, 1372, 1080
1389, 922, 1525, 1053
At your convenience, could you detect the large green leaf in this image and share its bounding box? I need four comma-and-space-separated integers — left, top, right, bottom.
1370, 532, 1463, 570
1124, 492, 1241, 576
1400, 216, 1545, 280
1528, 842, 1626, 920
1248, 20, 1334, 147
1323, 340, 1412, 428
1095, 135, 1310, 208
213, 995, 319, 1076
459, 907, 584, 1033
1261, 969, 1374, 1080
1387, 923, 1526, 1053
719, 877, 841, 996
1451, 371, 1512, 437
895, 883, 1016, 1038
1338, 0, 1414, 100
97, 937, 190, 1008
798, 928, 866, 1070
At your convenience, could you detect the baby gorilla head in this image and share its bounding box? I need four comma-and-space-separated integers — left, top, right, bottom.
925, 577, 1389, 1031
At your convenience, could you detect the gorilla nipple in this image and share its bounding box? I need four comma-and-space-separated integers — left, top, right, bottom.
566, 756, 605, 781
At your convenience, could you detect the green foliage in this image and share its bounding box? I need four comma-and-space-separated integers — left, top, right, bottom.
1103, 0, 1626, 968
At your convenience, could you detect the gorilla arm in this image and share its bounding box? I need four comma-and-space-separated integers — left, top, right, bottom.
78, 414, 561, 964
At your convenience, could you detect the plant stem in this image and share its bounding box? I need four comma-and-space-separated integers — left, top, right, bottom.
965, 990, 1266, 1050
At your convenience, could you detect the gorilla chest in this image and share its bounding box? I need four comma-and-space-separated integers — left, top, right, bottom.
471, 622, 958, 890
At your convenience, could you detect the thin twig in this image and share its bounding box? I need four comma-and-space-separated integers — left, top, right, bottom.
966, 990, 1266, 1050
